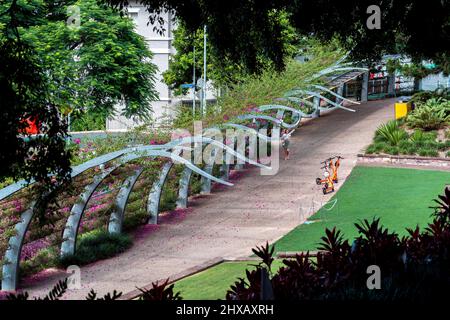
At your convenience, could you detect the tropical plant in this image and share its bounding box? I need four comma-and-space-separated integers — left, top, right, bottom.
406, 99, 450, 131
163, 11, 300, 94
375, 121, 408, 146
411, 88, 450, 104
138, 279, 182, 300
5, 278, 123, 300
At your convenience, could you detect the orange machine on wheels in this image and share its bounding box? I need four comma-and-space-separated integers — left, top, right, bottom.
315, 156, 344, 194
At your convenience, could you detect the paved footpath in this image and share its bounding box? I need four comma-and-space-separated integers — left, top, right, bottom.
23, 99, 394, 299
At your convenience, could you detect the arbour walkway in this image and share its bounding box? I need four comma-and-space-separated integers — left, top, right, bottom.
23, 99, 394, 299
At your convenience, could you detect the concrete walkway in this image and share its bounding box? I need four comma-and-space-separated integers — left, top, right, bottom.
23, 99, 395, 299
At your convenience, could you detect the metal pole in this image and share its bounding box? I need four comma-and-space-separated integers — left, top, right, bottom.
193, 45, 196, 117
203, 25, 207, 117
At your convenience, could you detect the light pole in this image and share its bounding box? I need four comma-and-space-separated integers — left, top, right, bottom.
193, 45, 196, 116
202, 25, 207, 117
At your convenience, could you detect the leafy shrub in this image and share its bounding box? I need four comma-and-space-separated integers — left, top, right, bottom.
375, 121, 408, 146
406, 98, 450, 131
159, 187, 178, 212
70, 109, 107, 132
411, 88, 450, 104
384, 146, 399, 155
365, 141, 390, 154
123, 209, 148, 231
418, 148, 438, 157
189, 174, 203, 195
59, 230, 132, 267
365, 145, 376, 154
138, 279, 182, 300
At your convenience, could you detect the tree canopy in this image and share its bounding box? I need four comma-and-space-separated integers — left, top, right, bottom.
105, 0, 449, 72
163, 11, 299, 95
0, 0, 161, 185
0, 0, 71, 188
19, 0, 159, 121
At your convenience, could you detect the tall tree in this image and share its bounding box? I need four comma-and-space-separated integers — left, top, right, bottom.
20, 0, 159, 121
287, 0, 450, 73
163, 11, 299, 95
0, 0, 159, 186
0, 0, 71, 190
104, 0, 291, 73
105, 0, 449, 72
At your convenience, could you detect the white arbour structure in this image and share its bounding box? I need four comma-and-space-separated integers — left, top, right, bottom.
0, 60, 369, 291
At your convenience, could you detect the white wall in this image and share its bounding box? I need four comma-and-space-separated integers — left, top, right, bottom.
420, 72, 450, 91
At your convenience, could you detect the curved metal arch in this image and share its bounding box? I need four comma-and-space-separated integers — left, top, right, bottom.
294, 89, 356, 113
200, 147, 221, 194
176, 167, 192, 209
237, 114, 281, 125
147, 161, 174, 224
311, 85, 360, 105
258, 104, 305, 116
280, 94, 316, 111
60, 166, 118, 256
222, 123, 271, 141
1, 203, 36, 291
274, 97, 314, 113
308, 66, 368, 81
220, 163, 230, 181
258, 104, 304, 126
59, 148, 234, 256
236, 114, 298, 130
0, 134, 268, 205
157, 136, 270, 170
0, 149, 128, 201
108, 168, 144, 234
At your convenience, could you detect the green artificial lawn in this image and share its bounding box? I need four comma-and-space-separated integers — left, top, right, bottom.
274, 166, 450, 252
173, 260, 284, 300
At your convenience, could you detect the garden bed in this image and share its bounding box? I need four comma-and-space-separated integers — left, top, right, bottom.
357, 153, 450, 168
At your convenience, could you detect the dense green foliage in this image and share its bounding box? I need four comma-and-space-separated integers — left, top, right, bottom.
58, 229, 132, 266
366, 95, 450, 157
0, 0, 71, 194
106, 1, 449, 73
163, 11, 300, 94
19, 0, 159, 121
0, 0, 159, 185
407, 98, 450, 131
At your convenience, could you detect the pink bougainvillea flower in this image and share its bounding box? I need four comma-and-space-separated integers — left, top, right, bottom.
74, 138, 81, 144
149, 139, 156, 145
20, 238, 50, 261
223, 115, 229, 121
